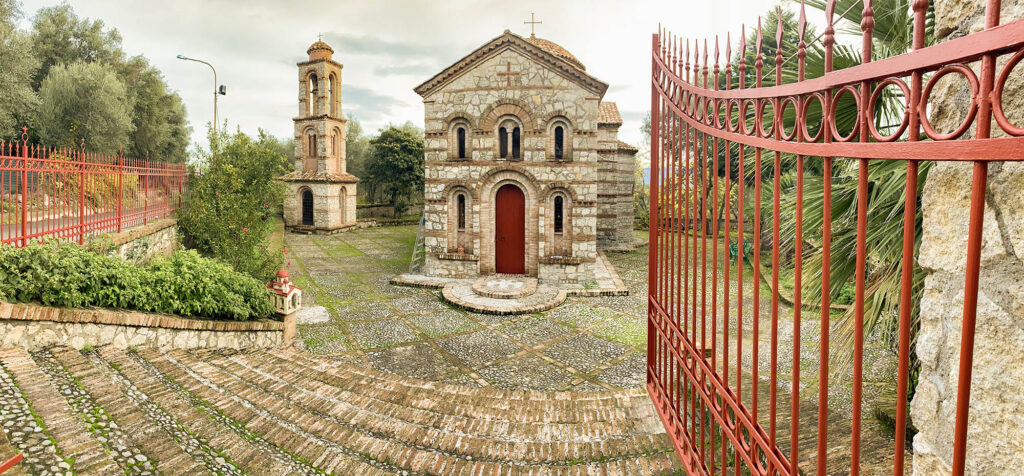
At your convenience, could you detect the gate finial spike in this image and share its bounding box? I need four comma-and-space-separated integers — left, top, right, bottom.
21, 126, 27, 144
776, 7, 784, 53
80, 138, 86, 153
861, 0, 875, 62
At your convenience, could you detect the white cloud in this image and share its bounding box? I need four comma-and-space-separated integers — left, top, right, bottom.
22, 0, 778, 149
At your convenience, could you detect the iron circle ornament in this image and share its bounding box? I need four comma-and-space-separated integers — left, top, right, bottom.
714, 98, 727, 129
705, 97, 716, 126
919, 63, 979, 141
829, 85, 861, 142
993, 48, 1024, 136
756, 99, 775, 138
739, 99, 756, 136
868, 77, 911, 142
800, 93, 827, 143
726, 99, 740, 133
695, 96, 706, 123
778, 96, 800, 141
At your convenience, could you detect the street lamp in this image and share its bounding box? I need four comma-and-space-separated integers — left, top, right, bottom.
176, 54, 226, 136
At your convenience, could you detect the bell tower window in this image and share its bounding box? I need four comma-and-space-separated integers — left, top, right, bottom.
499, 127, 508, 158
512, 127, 521, 159
308, 74, 318, 115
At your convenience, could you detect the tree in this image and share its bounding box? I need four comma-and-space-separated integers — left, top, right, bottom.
0, 0, 39, 138
345, 115, 371, 188
29, 4, 123, 88
367, 124, 424, 217
177, 126, 289, 280
119, 56, 190, 162
35, 61, 133, 152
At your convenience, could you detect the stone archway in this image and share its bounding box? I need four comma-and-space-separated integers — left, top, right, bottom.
479, 169, 539, 276
301, 189, 314, 226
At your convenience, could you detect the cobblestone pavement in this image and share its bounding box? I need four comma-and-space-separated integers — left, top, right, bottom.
284, 226, 652, 391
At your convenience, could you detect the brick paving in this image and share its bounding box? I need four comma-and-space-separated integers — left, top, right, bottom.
286, 226, 651, 391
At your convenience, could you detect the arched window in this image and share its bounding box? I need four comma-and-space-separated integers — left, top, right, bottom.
554, 126, 564, 160
308, 74, 318, 115
499, 127, 508, 158
308, 133, 317, 157
554, 195, 564, 233
328, 75, 336, 116
331, 134, 336, 156
457, 127, 467, 159
457, 193, 466, 229
512, 127, 521, 159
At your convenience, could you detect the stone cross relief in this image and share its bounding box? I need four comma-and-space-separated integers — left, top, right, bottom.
497, 61, 520, 88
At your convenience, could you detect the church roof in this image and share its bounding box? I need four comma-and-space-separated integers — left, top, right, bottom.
413, 30, 608, 98
598, 102, 623, 125
524, 35, 585, 71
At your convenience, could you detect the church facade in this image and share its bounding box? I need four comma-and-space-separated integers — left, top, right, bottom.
413, 30, 636, 283
280, 40, 359, 233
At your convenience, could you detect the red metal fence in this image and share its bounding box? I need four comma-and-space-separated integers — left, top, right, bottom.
647, 0, 1024, 474
1, 128, 187, 247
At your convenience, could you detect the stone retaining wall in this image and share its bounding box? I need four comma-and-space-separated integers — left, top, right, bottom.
104, 218, 178, 264
912, 1, 1024, 474
0, 301, 293, 351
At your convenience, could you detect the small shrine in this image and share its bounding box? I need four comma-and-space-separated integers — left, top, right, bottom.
268, 270, 302, 315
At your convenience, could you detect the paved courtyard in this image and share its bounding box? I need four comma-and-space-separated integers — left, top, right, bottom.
284, 225, 651, 392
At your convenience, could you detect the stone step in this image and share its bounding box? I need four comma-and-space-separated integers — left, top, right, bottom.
136, 348, 392, 475
197, 349, 669, 463
240, 349, 651, 429
0, 348, 119, 475
97, 347, 317, 475
162, 349, 680, 472
221, 350, 655, 440
267, 348, 655, 416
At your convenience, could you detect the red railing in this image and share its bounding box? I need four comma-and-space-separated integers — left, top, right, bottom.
647, 0, 1024, 475
0, 454, 22, 474
0, 127, 187, 247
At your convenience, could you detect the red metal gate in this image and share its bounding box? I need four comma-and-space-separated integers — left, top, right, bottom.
646, 1, 1024, 474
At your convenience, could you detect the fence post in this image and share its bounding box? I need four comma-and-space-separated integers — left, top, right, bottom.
143, 153, 149, 225
78, 139, 85, 244
19, 127, 27, 247
117, 147, 123, 233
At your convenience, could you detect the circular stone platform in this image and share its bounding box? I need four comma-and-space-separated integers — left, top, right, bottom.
442, 276, 567, 315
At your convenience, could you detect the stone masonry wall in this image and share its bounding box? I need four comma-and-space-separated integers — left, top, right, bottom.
0, 301, 288, 351
912, 1, 1024, 474
105, 218, 178, 264
420, 45, 601, 283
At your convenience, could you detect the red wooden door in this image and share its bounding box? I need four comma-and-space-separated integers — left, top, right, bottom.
494, 184, 525, 274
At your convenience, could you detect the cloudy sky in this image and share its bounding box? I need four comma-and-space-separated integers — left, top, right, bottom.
20, 0, 781, 157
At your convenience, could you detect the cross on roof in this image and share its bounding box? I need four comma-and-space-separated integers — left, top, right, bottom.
496, 61, 520, 87
318, 32, 323, 42
524, 12, 542, 37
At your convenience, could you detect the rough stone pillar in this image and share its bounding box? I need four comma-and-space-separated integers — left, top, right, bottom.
911, 1, 1024, 474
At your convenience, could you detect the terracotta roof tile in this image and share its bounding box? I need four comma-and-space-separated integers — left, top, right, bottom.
616, 140, 638, 153
524, 35, 586, 71
598, 102, 623, 125
279, 171, 359, 183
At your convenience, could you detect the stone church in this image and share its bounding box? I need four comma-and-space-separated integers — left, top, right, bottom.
413, 30, 636, 283
280, 40, 359, 233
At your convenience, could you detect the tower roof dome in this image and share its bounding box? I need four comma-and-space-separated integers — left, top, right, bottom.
307, 40, 334, 61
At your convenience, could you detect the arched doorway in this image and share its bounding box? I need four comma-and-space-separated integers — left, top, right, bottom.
301, 189, 314, 226
494, 184, 525, 274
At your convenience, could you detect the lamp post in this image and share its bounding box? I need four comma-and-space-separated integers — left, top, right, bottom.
176, 54, 225, 136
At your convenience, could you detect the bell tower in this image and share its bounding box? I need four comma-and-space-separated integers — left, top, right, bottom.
294, 39, 347, 175
280, 38, 359, 234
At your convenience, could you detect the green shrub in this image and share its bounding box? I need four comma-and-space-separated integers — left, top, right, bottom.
0, 242, 273, 321
178, 127, 288, 281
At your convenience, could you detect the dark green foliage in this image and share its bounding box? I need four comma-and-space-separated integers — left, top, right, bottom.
0, 2, 189, 161
0, 243, 273, 321
177, 126, 288, 281
366, 123, 424, 217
